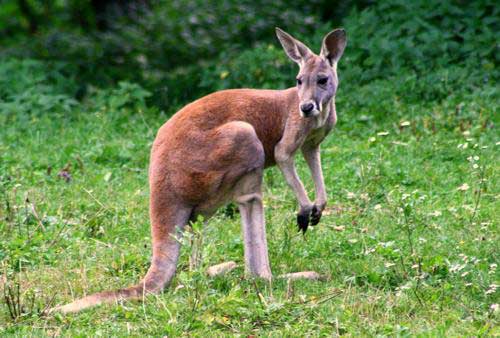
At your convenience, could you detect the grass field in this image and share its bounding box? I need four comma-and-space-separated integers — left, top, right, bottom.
0, 66, 498, 336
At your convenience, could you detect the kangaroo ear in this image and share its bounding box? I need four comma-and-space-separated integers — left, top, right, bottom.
320, 29, 347, 67
275, 27, 312, 66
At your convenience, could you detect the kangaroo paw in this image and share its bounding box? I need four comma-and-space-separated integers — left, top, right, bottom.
310, 205, 323, 226
297, 211, 310, 233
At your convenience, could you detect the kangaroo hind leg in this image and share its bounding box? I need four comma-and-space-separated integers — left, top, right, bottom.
234, 168, 272, 280
217, 122, 271, 279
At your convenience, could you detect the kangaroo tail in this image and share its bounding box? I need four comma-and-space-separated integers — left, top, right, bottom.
50, 281, 158, 314
51, 205, 192, 314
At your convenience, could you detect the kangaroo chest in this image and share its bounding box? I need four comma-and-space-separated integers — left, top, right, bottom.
304, 103, 336, 146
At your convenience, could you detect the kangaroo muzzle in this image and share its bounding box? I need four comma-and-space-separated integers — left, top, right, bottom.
300, 101, 319, 117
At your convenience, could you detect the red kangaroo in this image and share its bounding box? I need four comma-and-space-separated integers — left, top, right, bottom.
52, 27, 347, 313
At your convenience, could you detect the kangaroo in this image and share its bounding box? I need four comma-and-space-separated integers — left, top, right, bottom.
52, 27, 347, 313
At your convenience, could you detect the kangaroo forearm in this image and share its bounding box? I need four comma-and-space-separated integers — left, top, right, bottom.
302, 146, 327, 207
277, 159, 311, 208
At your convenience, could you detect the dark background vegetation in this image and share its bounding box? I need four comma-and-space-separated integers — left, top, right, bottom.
1, 0, 497, 111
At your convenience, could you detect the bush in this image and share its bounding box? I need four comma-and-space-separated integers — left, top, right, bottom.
340, 0, 498, 84
91, 81, 151, 112
0, 59, 77, 100
0, 0, 497, 112
0, 1, 326, 90
0, 59, 78, 118
200, 44, 295, 92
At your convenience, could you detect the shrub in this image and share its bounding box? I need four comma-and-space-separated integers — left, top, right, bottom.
1, 0, 497, 112
0, 59, 78, 118
0, 1, 326, 90
200, 44, 295, 92
0, 59, 77, 100
340, 0, 498, 84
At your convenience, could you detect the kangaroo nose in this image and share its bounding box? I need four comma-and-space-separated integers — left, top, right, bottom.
300, 102, 314, 115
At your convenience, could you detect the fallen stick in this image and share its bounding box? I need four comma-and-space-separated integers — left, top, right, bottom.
206, 261, 237, 277
278, 271, 322, 280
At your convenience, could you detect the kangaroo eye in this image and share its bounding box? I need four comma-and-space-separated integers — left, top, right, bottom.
317, 77, 328, 85
296, 78, 302, 86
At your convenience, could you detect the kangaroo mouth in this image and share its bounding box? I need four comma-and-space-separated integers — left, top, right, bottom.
301, 109, 320, 118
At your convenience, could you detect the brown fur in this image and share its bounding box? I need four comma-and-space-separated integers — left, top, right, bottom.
51, 28, 346, 313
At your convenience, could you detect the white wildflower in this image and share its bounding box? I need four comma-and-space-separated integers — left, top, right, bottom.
449, 263, 466, 273
485, 284, 498, 295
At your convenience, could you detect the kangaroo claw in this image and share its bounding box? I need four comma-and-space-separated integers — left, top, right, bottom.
310, 205, 322, 225
297, 209, 311, 233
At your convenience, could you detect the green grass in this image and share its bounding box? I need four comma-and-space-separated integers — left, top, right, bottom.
0, 75, 498, 336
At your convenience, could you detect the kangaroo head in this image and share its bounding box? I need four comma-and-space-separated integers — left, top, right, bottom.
276, 27, 346, 118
